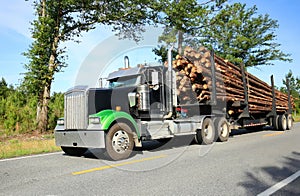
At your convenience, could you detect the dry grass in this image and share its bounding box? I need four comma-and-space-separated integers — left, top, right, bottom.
0, 138, 61, 159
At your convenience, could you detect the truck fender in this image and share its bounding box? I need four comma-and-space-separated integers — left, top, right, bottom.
94, 110, 141, 140
190, 115, 211, 130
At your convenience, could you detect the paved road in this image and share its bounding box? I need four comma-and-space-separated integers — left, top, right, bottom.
1, 123, 300, 195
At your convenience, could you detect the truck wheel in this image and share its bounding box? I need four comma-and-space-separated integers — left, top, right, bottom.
195, 118, 215, 145
286, 114, 293, 130
105, 123, 134, 161
214, 117, 230, 142
278, 114, 287, 131
61, 146, 87, 156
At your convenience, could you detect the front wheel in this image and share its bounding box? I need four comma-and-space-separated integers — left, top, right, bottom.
105, 123, 134, 161
195, 118, 215, 145
61, 146, 87, 156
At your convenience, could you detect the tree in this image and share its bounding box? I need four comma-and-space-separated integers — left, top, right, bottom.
0, 78, 14, 98
197, 3, 292, 67
280, 70, 300, 114
153, 0, 226, 60
0, 78, 9, 98
23, 0, 161, 132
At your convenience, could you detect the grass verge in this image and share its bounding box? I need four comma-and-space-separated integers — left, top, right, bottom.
293, 115, 300, 122
0, 138, 61, 159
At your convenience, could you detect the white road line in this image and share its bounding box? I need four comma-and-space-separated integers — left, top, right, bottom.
0, 152, 62, 162
257, 170, 300, 196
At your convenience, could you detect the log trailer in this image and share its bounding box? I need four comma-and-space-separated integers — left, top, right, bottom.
55, 46, 293, 160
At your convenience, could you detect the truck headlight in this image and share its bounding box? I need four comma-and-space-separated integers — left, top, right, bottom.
89, 117, 100, 124
57, 118, 64, 125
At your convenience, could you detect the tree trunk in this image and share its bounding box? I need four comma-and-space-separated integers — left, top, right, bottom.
37, 85, 50, 133
177, 30, 183, 55
36, 26, 59, 132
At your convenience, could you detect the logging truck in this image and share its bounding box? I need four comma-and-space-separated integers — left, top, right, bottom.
55, 46, 294, 160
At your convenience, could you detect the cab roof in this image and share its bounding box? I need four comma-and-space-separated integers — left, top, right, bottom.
107, 65, 164, 80
107, 67, 142, 80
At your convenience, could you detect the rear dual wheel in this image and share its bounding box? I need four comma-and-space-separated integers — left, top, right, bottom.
278, 114, 287, 131
274, 114, 292, 131
272, 115, 279, 130
195, 118, 215, 145
214, 117, 230, 142
286, 114, 293, 130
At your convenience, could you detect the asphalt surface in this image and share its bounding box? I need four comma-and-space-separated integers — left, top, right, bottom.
1, 123, 300, 195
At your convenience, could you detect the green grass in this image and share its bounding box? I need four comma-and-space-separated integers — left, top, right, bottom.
0, 138, 61, 159
293, 115, 300, 122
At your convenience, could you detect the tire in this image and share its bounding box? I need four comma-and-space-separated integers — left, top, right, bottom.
278, 114, 287, 131
273, 115, 279, 130
61, 146, 87, 156
105, 123, 134, 161
214, 117, 230, 142
195, 118, 215, 145
286, 114, 293, 130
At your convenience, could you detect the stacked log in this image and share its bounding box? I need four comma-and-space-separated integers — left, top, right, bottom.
173, 46, 294, 114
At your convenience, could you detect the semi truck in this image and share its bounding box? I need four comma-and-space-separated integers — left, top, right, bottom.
55, 47, 293, 160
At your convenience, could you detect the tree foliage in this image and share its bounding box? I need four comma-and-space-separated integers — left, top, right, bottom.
154, 0, 226, 59
198, 3, 292, 67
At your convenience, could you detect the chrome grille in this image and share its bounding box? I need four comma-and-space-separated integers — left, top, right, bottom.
65, 89, 87, 130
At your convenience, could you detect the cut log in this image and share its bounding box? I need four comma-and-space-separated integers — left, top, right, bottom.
174, 46, 294, 113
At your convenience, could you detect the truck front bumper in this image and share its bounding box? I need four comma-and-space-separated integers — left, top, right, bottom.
55, 124, 106, 148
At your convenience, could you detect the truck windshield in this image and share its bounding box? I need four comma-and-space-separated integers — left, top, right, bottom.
109, 75, 140, 88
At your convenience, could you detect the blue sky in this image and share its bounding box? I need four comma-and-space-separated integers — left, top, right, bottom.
0, 0, 299, 93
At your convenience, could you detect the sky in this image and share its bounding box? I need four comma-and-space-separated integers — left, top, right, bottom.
0, 0, 300, 93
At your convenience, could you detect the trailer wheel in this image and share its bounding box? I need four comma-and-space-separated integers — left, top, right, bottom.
105, 123, 134, 161
278, 114, 287, 131
214, 117, 230, 142
61, 147, 87, 156
195, 118, 215, 145
286, 114, 293, 130
273, 115, 279, 130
